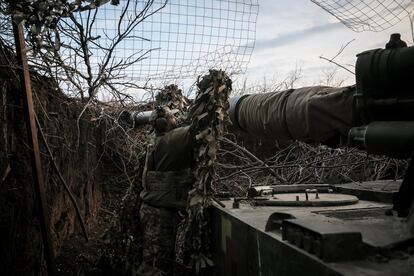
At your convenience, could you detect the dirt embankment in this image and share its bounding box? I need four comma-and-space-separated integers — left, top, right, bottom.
0, 43, 105, 275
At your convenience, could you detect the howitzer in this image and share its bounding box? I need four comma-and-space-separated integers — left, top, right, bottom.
127, 35, 414, 275
213, 38, 414, 276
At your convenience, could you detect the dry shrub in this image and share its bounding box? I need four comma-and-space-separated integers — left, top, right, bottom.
215, 138, 408, 197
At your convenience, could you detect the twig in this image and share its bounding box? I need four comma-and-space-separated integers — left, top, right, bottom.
212, 196, 226, 208
1, 164, 11, 183
409, 12, 414, 44
331, 39, 355, 60
220, 137, 286, 183
35, 114, 89, 242
319, 56, 355, 75
76, 98, 93, 150
319, 39, 355, 75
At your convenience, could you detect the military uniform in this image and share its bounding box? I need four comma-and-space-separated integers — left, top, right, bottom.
138, 126, 194, 275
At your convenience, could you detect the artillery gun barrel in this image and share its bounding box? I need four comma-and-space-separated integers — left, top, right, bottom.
128, 44, 414, 157
128, 85, 355, 144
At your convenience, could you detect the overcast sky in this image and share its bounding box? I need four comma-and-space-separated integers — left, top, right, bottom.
243, 0, 413, 89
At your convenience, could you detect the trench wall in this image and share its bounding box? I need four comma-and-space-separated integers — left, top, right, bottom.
0, 45, 104, 275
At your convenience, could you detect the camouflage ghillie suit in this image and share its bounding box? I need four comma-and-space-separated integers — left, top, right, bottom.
137, 203, 181, 276
137, 125, 195, 275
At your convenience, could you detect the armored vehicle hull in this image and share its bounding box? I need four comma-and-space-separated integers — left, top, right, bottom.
211, 181, 414, 276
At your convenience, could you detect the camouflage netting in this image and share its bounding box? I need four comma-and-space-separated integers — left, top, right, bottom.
176, 70, 232, 273
154, 84, 190, 125
311, 0, 414, 32
1, 0, 118, 48
155, 85, 190, 112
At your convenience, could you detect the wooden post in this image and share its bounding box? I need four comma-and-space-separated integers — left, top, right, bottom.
12, 18, 57, 276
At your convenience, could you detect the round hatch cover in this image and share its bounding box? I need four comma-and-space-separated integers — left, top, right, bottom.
255, 193, 359, 207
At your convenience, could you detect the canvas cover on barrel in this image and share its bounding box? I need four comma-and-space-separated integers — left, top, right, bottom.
237, 86, 355, 142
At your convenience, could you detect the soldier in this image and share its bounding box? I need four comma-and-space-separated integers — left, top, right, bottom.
137, 70, 231, 275
137, 106, 195, 276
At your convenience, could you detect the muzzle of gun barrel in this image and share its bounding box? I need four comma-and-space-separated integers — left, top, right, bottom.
348, 121, 414, 159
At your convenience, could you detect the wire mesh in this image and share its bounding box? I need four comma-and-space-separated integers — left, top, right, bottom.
3, 1, 413, 98
311, 0, 414, 32
0, 3, 13, 47
58, 0, 258, 83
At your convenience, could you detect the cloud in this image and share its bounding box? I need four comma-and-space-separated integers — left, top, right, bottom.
254, 22, 343, 51
243, 0, 413, 89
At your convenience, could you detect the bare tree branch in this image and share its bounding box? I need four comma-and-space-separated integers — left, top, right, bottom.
319, 39, 355, 75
